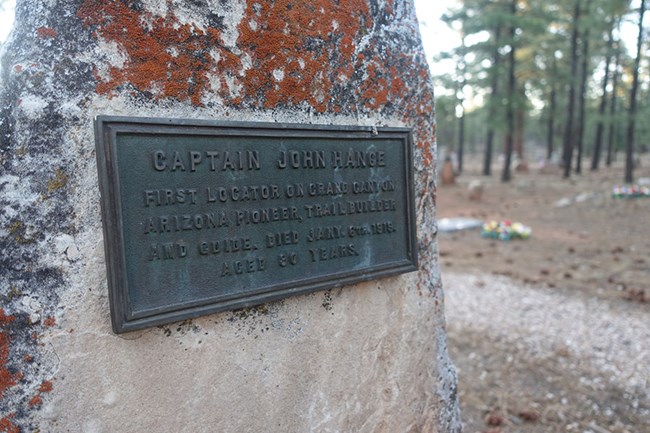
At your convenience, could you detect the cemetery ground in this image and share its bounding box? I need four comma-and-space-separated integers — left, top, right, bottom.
436, 155, 650, 433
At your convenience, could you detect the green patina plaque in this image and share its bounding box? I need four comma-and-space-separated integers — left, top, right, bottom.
95, 116, 418, 333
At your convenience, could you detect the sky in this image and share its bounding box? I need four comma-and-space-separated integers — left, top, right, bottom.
413, 0, 461, 73
0, 0, 14, 42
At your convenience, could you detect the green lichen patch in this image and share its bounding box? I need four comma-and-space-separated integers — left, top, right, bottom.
46, 168, 68, 194
8, 220, 37, 245
6, 287, 23, 301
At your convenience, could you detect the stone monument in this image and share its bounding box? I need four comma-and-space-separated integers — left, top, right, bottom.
0, 1, 460, 431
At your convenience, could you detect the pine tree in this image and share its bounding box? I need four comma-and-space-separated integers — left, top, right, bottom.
624, 0, 646, 183
591, 21, 614, 171
502, 0, 517, 182
546, 54, 558, 161
483, 21, 502, 176
562, 0, 582, 179
575, 0, 593, 174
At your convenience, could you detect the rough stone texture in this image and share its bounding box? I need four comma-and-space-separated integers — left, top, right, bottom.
0, 1, 459, 431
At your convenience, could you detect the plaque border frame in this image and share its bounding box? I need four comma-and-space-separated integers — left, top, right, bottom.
95, 116, 418, 333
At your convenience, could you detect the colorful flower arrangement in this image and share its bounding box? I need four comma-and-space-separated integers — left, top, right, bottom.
612, 185, 650, 199
482, 220, 532, 241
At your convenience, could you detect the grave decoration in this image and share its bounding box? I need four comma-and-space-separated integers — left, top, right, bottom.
482, 220, 532, 241
612, 185, 650, 199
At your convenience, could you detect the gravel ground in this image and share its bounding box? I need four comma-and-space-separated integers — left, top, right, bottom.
443, 272, 650, 433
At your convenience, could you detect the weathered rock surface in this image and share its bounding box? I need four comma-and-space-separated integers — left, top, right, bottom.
0, 1, 459, 431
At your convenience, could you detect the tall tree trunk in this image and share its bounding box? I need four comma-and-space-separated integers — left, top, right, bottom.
546, 55, 558, 161
457, 104, 465, 174
562, 0, 581, 178
625, 0, 645, 183
606, 39, 621, 167
575, 0, 591, 175
502, 0, 517, 182
483, 22, 502, 177
456, 37, 466, 175
484, 128, 495, 176
591, 22, 614, 171
514, 106, 528, 171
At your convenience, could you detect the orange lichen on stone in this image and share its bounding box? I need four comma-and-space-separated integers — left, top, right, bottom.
0, 309, 18, 400
389, 67, 406, 96
43, 316, 56, 328
35, 26, 57, 39
0, 414, 19, 433
76, 0, 435, 145
28, 395, 42, 408
419, 141, 434, 167
22, 377, 52, 409
385, 1, 395, 15
38, 380, 53, 393
360, 60, 389, 110
77, 2, 236, 106
237, 0, 371, 112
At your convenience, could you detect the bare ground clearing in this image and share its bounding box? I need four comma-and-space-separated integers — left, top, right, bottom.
436, 157, 650, 433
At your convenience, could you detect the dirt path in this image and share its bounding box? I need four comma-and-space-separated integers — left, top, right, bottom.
443, 272, 649, 433
436, 158, 650, 433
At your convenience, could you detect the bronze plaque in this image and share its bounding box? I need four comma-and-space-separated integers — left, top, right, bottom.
95, 116, 418, 333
